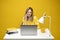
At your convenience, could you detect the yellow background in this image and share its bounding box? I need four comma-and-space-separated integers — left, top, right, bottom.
0, 0, 60, 40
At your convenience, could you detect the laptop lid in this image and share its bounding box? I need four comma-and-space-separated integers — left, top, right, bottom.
20, 25, 37, 36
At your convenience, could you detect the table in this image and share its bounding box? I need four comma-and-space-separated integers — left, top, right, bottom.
4, 28, 54, 40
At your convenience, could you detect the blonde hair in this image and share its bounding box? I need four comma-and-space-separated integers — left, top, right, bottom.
25, 7, 33, 21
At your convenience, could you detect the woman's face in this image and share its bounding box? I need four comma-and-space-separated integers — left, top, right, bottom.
27, 9, 32, 17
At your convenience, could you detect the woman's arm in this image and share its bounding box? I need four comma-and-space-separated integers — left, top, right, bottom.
23, 14, 27, 25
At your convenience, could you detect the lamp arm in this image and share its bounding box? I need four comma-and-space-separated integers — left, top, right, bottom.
46, 16, 51, 34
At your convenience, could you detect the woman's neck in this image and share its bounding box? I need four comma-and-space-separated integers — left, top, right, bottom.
28, 17, 33, 21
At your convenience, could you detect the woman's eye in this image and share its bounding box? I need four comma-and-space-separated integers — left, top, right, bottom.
27, 12, 32, 13
29, 12, 32, 13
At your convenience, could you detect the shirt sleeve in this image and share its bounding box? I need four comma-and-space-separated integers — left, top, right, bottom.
22, 17, 24, 25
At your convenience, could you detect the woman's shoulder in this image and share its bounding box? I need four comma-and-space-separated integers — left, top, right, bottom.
34, 16, 37, 19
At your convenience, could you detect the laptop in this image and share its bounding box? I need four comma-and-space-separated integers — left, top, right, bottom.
20, 25, 37, 36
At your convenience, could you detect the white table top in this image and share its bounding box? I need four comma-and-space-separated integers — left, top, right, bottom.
4, 28, 54, 39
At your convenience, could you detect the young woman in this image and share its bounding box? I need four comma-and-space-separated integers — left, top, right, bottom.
22, 7, 40, 29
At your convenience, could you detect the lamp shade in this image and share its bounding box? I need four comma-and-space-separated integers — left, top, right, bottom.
39, 16, 45, 24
